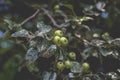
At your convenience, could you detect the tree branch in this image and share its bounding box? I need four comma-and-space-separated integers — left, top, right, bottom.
74, 33, 96, 47
19, 8, 67, 29
19, 9, 40, 26
56, 10, 68, 20
41, 8, 62, 28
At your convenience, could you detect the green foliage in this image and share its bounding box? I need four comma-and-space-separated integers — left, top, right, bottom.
0, 0, 120, 80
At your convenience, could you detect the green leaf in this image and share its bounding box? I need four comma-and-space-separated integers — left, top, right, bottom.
63, 4, 73, 10
27, 63, 39, 73
60, 22, 70, 28
102, 33, 112, 41
80, 24, 91, 31
81, 16, 93, 22
2, 57, 18, 80
63, 77, 70, 80
4, 19, 20, 30
82, 77, 91, 80
4, 19, 14, 30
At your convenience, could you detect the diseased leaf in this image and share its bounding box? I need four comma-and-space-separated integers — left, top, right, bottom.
37, 39, 48, 53
25, 48, 38, 64
83, 5, 100, 16
29, 40, 37, 47
49, 72, 57, 80
106, 72, 119, 80
99, 47, 113, 56
93, 74, 102, 80
42, 71, 51, 80
71, 61, 82, 73
95, 1, 106, 12
81, 47, 93, 60
39, 45, 57, 58
68, 73, 75, 78
91, 39, 105, 46
42, 71, 56, 80
81, 47, 98, 60
111, 50, 120, 60
110, 38, 120, 47
11, 29, 29, 37
36, 22, 52, 37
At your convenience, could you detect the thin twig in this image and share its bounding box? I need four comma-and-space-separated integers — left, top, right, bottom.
74, 33, 96, 47
61, 12, 68, 20
19, 9, 40, 26
41, 8, 62, 28
56, 10, 68, 20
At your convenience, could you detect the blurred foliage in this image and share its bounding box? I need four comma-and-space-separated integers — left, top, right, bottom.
0, 0, 120, 80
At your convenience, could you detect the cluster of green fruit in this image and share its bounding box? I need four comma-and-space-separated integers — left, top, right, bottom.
57, 60, 71, 71
68, 52, 90, 70
53, 30, 90, 71
56, 52, 76, 71
53, 30, 68, 46
56, 52, 90, 71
